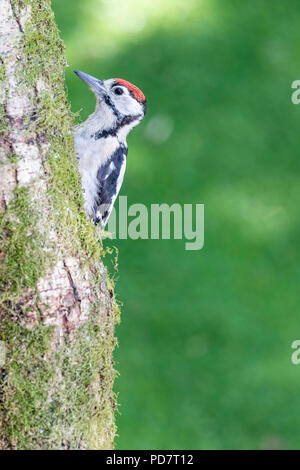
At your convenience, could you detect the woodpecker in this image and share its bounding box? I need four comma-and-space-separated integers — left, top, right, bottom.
74, 70, 147, 228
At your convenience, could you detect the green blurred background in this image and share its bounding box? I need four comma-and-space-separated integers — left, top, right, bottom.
52, 0, 300, 449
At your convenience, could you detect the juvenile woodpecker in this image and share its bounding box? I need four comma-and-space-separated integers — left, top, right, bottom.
74, 70, 147, 227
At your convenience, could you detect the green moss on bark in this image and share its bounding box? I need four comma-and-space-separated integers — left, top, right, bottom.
0, 313, 118, 449
0, 322, 54, 449
0, 187, 47, 300
0, 0, 120, 450
10, 0, 99, 258
0, 62, 8, 135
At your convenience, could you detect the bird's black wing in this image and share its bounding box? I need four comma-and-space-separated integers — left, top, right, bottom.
94, 144, 128, 227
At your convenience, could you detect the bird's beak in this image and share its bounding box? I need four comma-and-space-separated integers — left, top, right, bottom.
74, 70, 106, 97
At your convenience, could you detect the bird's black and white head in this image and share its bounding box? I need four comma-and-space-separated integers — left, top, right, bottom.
74, 70, 147, 142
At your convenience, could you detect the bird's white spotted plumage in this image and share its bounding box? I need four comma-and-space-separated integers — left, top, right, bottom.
74, 70, 147, 228
107, 161, 116, 176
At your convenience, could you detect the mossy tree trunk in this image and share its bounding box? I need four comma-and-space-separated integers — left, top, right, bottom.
0, 0, 119, 450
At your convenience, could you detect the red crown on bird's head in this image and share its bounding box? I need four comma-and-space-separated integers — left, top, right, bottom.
115, 78, 146, 102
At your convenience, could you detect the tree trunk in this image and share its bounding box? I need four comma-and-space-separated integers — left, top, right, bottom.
0, 0, 119, 450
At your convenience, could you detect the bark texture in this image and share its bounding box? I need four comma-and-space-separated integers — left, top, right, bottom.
0, 0, 119, 449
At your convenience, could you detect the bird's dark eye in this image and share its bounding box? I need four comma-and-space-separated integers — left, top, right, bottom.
114, 87, 123, 95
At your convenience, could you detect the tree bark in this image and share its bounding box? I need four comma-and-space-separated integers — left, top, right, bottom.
0, 0, 119, 449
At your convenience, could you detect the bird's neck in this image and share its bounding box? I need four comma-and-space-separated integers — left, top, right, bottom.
79, 102, 141, 146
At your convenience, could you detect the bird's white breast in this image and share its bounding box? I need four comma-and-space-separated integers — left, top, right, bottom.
74, 129, 120, 218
